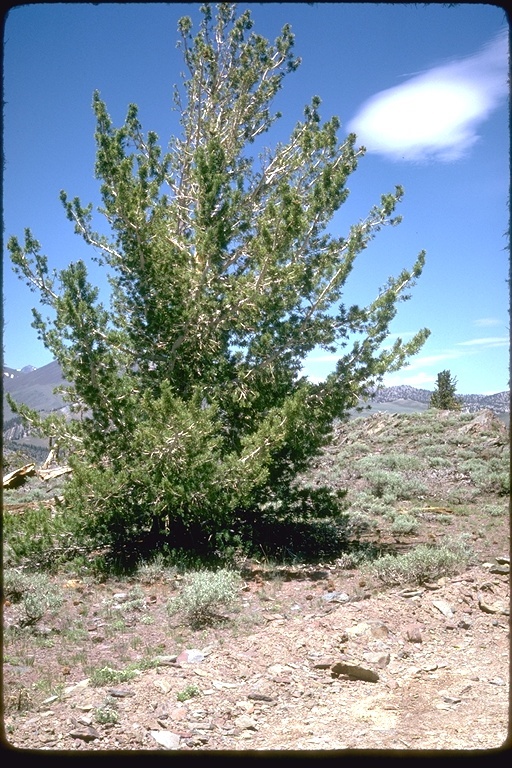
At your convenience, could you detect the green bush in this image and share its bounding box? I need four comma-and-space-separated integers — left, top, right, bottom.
390, 514, 418, 535
89, 666, 139, 687
177, 684, 201, 702
4, 569, 63, 626
167, 568, 241, 627
3, 504, 83, 569
367, 537, 474, 586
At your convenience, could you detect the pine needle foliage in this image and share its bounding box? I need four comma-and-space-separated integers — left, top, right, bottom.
429, 370, 463, 411
7, 4, 429, 562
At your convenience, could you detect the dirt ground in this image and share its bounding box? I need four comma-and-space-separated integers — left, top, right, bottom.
2, 410, 510, 753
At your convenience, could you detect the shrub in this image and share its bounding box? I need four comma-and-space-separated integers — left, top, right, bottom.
4, 569, 63, 626
167, 568, 241, 627
367, 537, 474, 586
3, 504, 83, 570
94, 697, 119, 724
390, 514, 418, 535
177, 684, 201, 702
89, 666, 139, 687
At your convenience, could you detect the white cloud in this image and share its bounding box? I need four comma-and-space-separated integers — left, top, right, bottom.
456, 336, 509, 348
473, 317, 503, 328
404, 351, 464, 370
347, 30, 508, 162
383, 371, 436, 388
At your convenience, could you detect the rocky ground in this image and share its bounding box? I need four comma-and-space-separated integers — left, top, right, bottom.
2, 409, 510, 753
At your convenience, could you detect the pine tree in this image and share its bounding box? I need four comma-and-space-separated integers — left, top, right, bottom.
8, 4, 430, 561
429, 370, 462, 410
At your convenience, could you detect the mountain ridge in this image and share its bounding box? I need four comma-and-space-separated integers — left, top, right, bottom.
3, 361, 509, 417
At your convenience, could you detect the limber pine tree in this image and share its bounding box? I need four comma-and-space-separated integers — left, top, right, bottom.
8, 4, 430, 561
429, 370, 462, 411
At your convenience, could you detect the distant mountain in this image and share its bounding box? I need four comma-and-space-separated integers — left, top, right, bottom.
3, 360, 69, 423
2, 362, 509, 460
370, 385, 510, 416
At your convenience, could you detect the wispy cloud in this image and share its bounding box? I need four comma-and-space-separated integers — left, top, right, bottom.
456, 336, 509, 348
347, 30, 508, 162
404, 351, 464, 370
473, 317, 503, 328
383, 371, 437, 388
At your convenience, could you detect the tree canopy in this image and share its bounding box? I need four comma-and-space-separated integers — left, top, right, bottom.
8, 3, 430, 563
429, 370, 462, 411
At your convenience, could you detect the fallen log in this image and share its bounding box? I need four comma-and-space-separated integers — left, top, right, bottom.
37, 466, 73, 482
2, 464, 36, 489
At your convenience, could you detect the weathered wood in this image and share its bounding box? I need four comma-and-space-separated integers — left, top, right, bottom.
2, 464, 36, 489
37, 466, 72, 481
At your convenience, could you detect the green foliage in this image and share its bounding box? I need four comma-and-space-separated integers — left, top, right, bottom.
4, 569, 64, 626
7, 4, 429, 561
3, 503, 84, 570
390, 514, 418, 535
94, 698, 120, 725
367, 537, 474, 585
177, 684, 201, 702
429, 370, 463, 410
88, 666, 139, 687
167, 568, 241, 627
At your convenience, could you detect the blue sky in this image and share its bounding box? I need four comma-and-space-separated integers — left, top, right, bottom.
3, 2, 510, 394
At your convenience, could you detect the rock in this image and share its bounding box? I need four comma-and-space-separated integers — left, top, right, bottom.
322, 591, 350, 603
331, 662, 379, 683
457, 618, 472, 630
155, 655, 178, 666
177, 649, 205, 664
234, 714, 258, 730
489, 565, 509, 575
247, 693, 275, 702
112, 592, 129, 602
69, 725, 101, 742
168, 707, 188, 721
489, 677, 506, 686
370, 623, 390, 639
432, 599, 454, 618
495, 555, 510, 565
443, 696, 461, 704
150, 730, 181, 749
362, 652, 390, 669
106, 688, 135, 697
345, 622, 371, 638
478, 598, 509, 615
404, 624, 423, 643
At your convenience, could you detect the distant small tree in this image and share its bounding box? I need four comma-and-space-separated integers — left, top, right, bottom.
429, 370, 462, 410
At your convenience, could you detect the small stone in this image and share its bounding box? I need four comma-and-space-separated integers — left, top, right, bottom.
489, 565, 509, 575
169, 707, 188, 721
69, 726, 101, 742
362, 651, 390, 669
404, 624, 423, 643
177, 649, 205, 664
322, 591, 350, 603
106, 688, 135, 697
150, 730, 181, 749
478, 599, 508, 615
489, 677, 506, 686
495, 555, 510, 565
247, 693, 275, 702
331, 662, 379, 683
432, 600, 454, 618
234, 714, 258, 730
370, 623, 390, 639
458, 619, 472, 630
